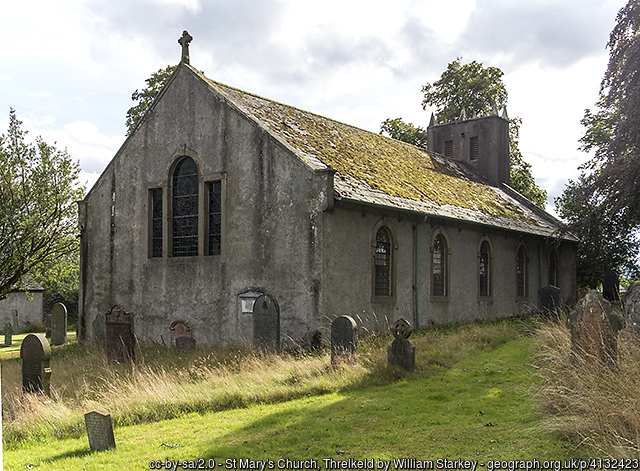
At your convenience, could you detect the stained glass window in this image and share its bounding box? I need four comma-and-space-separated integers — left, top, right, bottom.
433, 234, 447, 297
172, 157, 199, 257
479, 241, 491, 297
375, 227, 391, 297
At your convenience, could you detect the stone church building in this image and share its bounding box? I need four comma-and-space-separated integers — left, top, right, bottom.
78, 35, 577, 347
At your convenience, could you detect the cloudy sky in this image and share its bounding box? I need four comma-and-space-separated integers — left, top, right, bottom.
0, 0, 627, 214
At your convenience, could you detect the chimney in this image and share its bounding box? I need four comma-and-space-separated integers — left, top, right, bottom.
427, 114, 510, 187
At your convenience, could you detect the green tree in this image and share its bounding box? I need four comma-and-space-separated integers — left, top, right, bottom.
125, 65, 177, 135
0, 109, 85, 300
421, 58, 508, 123
508, 117, 547, 208
379, 118, 428, 149
557, 0, 640, 284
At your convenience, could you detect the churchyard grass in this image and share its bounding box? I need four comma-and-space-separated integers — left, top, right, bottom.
3, 317, 589, 469
534, 311, 640, 458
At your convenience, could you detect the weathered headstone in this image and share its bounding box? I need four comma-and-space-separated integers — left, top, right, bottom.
253, 294, 279, 350
20, 333, 52, 396
567, 290, 624, 368
331, 316, 358, 365
105, 306, 135, 363
170, 321, 191, 341
12, 309, 19, 334
44, 314, 52, 338
4, 322, 13, 346
539, 285, 561, 317
93, 313, 106, 343
51, 302, 68, 346
175, 336, 196, 352
387, 318, 415, 372
603, 270, 620, 303
84, 411, 116, 452
623, 282, 640, 333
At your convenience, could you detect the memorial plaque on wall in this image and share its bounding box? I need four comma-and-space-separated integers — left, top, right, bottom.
105, 306, 135, 363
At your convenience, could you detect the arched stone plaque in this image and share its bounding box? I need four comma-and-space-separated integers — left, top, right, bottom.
253, 294, 279, 349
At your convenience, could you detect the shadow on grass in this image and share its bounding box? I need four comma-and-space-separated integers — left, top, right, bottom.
48, 448, 93, 461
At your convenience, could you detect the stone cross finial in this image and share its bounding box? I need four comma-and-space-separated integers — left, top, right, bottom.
178, 30, 193, 64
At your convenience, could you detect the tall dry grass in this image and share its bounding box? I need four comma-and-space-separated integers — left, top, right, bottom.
1, 315, 529, 447
534, 315, 640, 457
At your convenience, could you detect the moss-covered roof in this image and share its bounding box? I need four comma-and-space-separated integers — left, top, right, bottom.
196, 67, 572, 240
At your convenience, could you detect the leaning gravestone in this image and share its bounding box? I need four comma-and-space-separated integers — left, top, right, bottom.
623, 282, 640, 332
331, 316, 358, 365
20, 333, 52, 396
51, 302, 68, 346
539, 285, 561, 317
387, 318, 415, 372
84, 411, 116, 452
105, 306, 135, 363
4, 322, 13, 347
567, 290, 624, 368
253, 294, 279, 350
603, 270, 620, 303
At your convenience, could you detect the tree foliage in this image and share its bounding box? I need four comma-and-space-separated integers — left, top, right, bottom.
508, 117, 548, 208
421, 58, 508, 123
125, 65, 177, 135
557, 0, 640, 285
379, 118, 428, 149
0, 109, 84, 300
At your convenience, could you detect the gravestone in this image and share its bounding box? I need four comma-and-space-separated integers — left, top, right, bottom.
105, 306, 135, 363
44, 314, 52, 338
567, 290, 624, 368
4, 322, 13, 346
12, 309, 19, 334
93, 313, 106, 343
253, 294, 279, 350
175, 336, 196, 352
538, 285, 561, 316
623, 282, 640, 333
603, 270, 620, 303
51, 302, 68, 346
387, 318, 415, 372
20, 333, 52, 396
331, 316, 358, 365
84, 411, 116, 452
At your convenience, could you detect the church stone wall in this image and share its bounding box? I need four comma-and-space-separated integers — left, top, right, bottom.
321, 202, 577, 331
80, 66, 330, 347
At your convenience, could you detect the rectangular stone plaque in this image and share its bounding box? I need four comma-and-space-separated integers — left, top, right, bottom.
85, 411, 116, 452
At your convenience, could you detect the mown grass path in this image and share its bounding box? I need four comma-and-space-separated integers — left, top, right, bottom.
5, 337, 579, 470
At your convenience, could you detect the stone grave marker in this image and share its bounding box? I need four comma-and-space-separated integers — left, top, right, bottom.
623, 282, 640, 332
175, 336, 196, 352
4, 322, 12, 346
44, 314, 52, 338
51, 302, 68, 346
253, 294, 279, 350
387, 318, 415, 372
12, 309, 18, 334
20, 333, 52, 396
84, 411, 116, 452
538, 285, 561, 317
567, 290, 623, 368
331, 316, 358, 365
105, 306, 135, 363
603, 270, 620, 303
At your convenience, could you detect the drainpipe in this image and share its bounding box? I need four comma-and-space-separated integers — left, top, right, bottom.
414, 216, 428, 329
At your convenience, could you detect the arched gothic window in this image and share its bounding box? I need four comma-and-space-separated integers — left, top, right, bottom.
172, 157, 199, 257
516, 245, 527, 298
374, 226, 391, 297
432, 233, 448, 297
478, 239, 492, 298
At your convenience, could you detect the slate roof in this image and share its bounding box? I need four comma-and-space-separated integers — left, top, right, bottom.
194, 65, 576, 241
